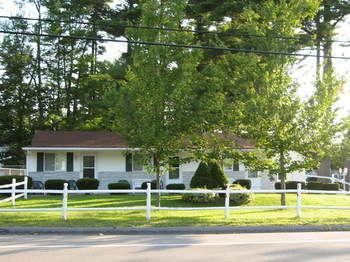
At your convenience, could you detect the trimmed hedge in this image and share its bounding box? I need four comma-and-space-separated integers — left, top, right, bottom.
182, 188, 219, 203
76, 178, 99, 190
108, 182, 131, 190
0, 175, 33, 196
0, 175, 33, 189
229, 184, 253, 206
275, 181, 306, 190
190, 161, 228, 189
44, 179, 68, 190
166, 183, 185, 190
307, 181, 339, 191
141, 180, 157, 189
233, 179, 251, 189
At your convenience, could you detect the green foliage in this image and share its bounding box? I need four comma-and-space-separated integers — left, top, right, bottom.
108, 182, 131, 191
76, 178, 100, 190
166, 184, 185, 190
0, 176, 33, 194
190, 161, 228, 189
141, 180, 157, 190
306, 182, 339, 191
233, 179, 251, 189
229, 184, 253, 206
209, 161, 228, 188
275, 181, 306, 189
44, 179, 68, 190
182, 188, 219, 203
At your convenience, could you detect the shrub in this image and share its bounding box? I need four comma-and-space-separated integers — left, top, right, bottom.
209, 161, 228, 188
306, 177, 317, 183
190, 162, 213, 188
166, 183, 185, 190
0, 175, 33, 196
307, 182, 340, 191
76, 178, 99, 190
229, 184, 253, 206
108, 182, 131, 190
322, 183, 340, 191
190, 161, 228, 189
182, 188, 219, 203
0, 175, 33, 189
233, 179, 251, 189
44, 179, 68, 190
275, 181, 305, 190
141, 180, 157, 189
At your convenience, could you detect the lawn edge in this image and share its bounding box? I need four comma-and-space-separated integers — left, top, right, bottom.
1, 224, 350, 235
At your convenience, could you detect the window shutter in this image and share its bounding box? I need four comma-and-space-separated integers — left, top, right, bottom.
67, 152, 74, 172
37, 152, 44, 172
126, 153, 133, 172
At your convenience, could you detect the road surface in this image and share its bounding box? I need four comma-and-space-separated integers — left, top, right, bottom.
0, 231, 350, 261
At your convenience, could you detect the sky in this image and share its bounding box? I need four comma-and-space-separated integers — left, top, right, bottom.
0, 0, 349, 118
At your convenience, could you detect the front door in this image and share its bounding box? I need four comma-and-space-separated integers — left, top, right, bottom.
83, 155, 95, 178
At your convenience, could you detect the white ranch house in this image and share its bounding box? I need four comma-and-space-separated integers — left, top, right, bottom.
23, 131, 286, 189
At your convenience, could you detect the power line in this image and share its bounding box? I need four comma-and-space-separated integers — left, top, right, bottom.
1, 15, 350, 44
1, 29, 350, 60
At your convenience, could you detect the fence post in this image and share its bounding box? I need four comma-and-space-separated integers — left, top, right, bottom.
225, 184, 230, 219
146, 182, 151, 221
11, 178, 16, 206
296, 183, 302, 218
62, 183, 68, 221
24, 176, 28, 199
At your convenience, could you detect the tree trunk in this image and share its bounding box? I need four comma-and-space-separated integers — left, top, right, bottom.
279, 151, 286, 206
154, 154, 161, 207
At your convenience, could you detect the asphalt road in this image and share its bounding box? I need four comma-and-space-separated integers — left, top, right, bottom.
1, 231, 350, 261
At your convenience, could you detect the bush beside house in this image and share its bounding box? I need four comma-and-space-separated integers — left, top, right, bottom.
45, 179, 68, 190
229, 184, 253, 206
275, 181, 306, 189
108, 181, 131, 190
166, 183, 185, 190
0, 175, 32, 189
76, 178, 99, 190
141, 180, 157, 189
233, 179, 251, 189
190, 161, 228, 189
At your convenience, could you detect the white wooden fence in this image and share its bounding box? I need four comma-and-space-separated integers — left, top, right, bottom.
0, 177, 28, 205
1, 182, 350, 221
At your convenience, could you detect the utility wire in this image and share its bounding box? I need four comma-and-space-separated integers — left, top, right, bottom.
1, 15, 350, 44
1, 29, 350, 60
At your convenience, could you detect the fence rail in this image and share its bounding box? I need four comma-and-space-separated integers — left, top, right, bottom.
1, 182, 350, 221
0, 177, 28, 205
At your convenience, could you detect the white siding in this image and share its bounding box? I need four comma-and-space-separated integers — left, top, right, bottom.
96, 151, 125, 172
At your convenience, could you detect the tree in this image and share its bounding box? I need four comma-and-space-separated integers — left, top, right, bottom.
0, 18, 35, 165
110, 0, 202, 206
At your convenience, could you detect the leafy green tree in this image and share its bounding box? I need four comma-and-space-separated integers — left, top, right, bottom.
0, 18, 35, 165
110, 0, 203, 205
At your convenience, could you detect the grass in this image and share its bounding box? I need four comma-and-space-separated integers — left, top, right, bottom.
0, 193, 350, 227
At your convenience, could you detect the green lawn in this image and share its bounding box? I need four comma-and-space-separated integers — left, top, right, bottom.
0, 193, 350, 227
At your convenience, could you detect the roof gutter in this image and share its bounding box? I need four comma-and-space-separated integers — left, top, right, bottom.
22, 147, 140, 151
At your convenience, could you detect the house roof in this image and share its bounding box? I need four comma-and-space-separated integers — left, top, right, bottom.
29, 130, 128, 148
26, 130, 254, 150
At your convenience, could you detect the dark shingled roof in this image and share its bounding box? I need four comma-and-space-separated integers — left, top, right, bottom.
29, 130, 254, 149
30, 131, 128, 148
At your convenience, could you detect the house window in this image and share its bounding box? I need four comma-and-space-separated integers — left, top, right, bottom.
169, 157, 180, 180
125, 153, 143, 172
224, 160, 240, 172
133, 154, 143, 171
83, 155, 95, 178
43, 153, 66, 172
44, 153, 55, 171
